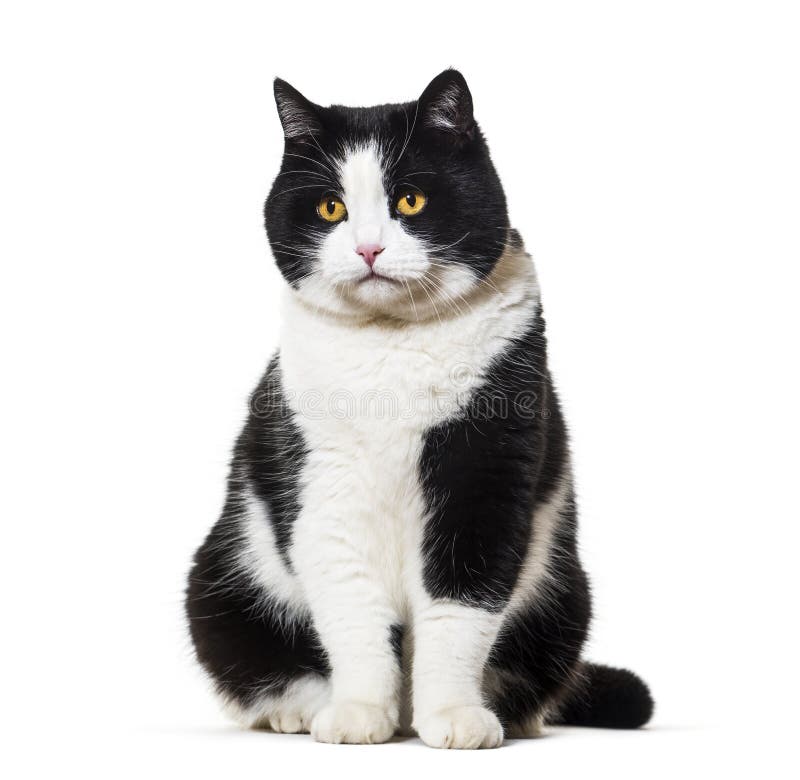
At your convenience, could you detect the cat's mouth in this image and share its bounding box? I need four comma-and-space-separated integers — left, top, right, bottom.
357, 271, 402, 286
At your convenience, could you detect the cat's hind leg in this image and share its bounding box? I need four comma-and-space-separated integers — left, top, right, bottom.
228, 674, 330, 733
185, 507, 331, 734
484, 554, 591, 737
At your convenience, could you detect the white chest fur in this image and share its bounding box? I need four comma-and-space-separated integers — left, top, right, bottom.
279, 249, 539, 435
277, 249, 539, 619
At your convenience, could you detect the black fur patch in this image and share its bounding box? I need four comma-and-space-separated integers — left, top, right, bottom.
389, 624, 404, 666
418, 311, 568, 610
239, 356, 306, 567
554, 663, 654, 729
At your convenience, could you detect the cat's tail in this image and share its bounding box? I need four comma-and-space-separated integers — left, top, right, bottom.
553, 662, 654, 729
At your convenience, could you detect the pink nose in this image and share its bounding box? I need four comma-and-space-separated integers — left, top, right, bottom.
356, 244, 384, 268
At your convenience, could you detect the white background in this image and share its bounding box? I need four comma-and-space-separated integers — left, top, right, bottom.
2, 1, 799, 777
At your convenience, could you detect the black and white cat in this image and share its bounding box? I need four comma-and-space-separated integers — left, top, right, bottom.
186, 69, 652, 748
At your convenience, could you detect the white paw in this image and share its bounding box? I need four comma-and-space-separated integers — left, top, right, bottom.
311, 701, 395, 745
416, 706, 504, 749
265, 710, 309, 734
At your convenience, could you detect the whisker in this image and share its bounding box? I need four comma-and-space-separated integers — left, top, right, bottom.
305, 130, 343, 180
282, 152, 339, 183
273, 170, 330, 181
390, 101, 420, 173
425, 231, 472, 253
402, 278, 419, 321
268, 183, 329, 200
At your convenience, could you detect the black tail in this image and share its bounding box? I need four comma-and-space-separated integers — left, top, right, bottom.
554, 663, 654, 729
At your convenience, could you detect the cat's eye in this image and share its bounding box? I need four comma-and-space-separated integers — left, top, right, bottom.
396, 189, 427, 217
317, 195, 347, 223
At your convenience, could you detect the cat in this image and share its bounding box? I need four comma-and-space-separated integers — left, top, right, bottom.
185, 69, 653, 748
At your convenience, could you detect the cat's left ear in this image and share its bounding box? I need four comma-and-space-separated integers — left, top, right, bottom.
418, 69, 475, 140
273, 78, 323, 141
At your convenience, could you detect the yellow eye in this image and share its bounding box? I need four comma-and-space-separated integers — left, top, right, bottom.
396, 189, 427, 217
317, 195, 347, 223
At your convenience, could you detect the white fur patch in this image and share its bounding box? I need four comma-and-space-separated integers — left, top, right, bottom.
236, 485, 309, 625
411, 601, 503, 727
506, 472, 573, 616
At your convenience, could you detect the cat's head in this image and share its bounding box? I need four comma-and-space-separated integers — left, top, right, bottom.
264, 69, 510, 319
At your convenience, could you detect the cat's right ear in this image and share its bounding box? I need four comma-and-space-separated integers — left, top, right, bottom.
273, 78, 323, 141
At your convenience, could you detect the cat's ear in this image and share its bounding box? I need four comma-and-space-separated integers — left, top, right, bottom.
418, 69, 475, 139
273, 78, 323, 141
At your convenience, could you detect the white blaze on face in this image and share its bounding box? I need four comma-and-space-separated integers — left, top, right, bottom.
296, 140, 479, 320
338, 145, 387, 250
315, 143, 429, 295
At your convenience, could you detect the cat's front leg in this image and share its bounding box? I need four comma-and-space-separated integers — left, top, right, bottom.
292, 488, 402, 745
411, 601, 505, 749
411, 418, 536, 749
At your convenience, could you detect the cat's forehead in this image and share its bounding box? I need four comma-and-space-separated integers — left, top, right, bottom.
323, 101, 415, 140
300, 104, 428, 192
314, 102, 426, 171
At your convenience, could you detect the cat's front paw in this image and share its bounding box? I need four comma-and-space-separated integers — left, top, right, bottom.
310, 701, 395, 745
415, 706, 504, 749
